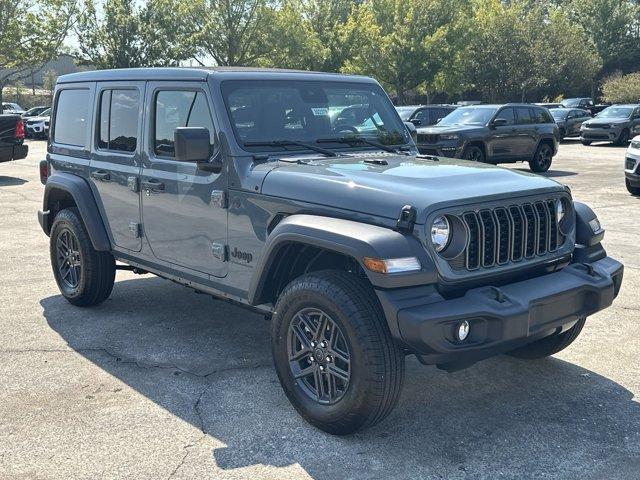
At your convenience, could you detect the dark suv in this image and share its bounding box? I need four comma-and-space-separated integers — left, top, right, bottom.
415, 104, 559, 172
38, 68, 622, 435
395, 104, 456, 127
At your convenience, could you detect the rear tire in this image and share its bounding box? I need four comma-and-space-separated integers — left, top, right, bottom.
507, 318, 586, 359
50, 208, 116, 306
626, 178, 640, 196
558, 128, 566, 141
529, 142, 553, 172
271, 270, 405, 435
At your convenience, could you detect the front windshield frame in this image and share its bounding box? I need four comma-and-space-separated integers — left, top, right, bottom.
595, 106, 633, 119
220, 79, 411, 153
436, 106, 498, 126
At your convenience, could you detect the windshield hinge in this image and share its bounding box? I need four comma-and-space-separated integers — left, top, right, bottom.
396, 205, 417, 233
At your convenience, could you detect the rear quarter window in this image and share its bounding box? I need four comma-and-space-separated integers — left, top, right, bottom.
53, 89, 90, 147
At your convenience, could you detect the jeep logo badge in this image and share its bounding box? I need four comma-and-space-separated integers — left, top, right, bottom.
230, 247, 252, 263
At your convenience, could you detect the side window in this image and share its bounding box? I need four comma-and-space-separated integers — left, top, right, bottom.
516, 107, 533, 125
414, 109, 430, 124
98, 89, 140, 152
539, 108, 554, 123
154, 90, 215, 157
496, 107, 515, 125
53, 89, 90, 147
434, 108, 451, 123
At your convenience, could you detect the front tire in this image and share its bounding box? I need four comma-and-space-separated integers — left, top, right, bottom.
462, 145, 485, 163
50, 208, 116, 306
271, 270, 405, 435
507, 318, 586, 359
615, 129, 630, 146
529, 142, 553, 172
626, 178, 640, 195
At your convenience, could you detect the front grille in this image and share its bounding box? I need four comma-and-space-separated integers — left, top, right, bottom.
417, 133, 439, 144
457, 200, 561, 271
626, 157, 636, 171
588, 123, 610, 129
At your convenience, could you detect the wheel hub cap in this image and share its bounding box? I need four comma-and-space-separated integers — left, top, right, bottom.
287, 307, 351, 405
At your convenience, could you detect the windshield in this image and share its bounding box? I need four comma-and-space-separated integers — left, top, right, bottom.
596, 106, 633, 118
221, 80, 410, 151
550, 109, 568, 120
561, 99, 581, 107
395, 107, 416, 121
437, 106, 497, 126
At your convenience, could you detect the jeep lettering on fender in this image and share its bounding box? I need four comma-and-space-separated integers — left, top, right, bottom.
38, 67, 623, 435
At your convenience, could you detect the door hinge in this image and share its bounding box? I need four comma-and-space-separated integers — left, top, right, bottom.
211, 190, 227, 209
129, 222, 142, 238
127, 176, 139, 193
211, 243, 228, 261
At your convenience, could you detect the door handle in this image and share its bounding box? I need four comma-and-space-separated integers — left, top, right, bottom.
141, 179, 165, 193
91, 170, 111, 181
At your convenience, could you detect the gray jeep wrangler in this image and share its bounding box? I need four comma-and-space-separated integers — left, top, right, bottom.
38, 68, 623, 435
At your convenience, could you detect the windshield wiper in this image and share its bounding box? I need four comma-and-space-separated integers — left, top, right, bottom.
243, 140, 338, 157
316, 136, 410, 154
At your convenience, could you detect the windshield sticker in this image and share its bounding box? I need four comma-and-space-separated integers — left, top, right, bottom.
311, 107, 329, 116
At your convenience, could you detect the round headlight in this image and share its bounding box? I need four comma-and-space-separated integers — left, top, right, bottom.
431, 216, 451, 253
556, 199, 565, 223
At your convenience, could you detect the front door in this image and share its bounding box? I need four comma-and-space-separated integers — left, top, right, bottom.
140, 82, 228, 278
486, 107, 518, 160
89, 83, 145, 252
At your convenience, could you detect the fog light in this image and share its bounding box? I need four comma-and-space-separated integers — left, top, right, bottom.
456, 321, 470, 342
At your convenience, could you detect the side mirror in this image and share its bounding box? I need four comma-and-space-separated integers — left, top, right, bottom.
410, 118, 422, 126
174, 127, 211, 162
492, 118, 508, 128
404, 121, 417, 142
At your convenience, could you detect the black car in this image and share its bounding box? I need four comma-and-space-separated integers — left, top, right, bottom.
395, 104, 456, 127
415, 104, 559, 172
549, 108, 592, 139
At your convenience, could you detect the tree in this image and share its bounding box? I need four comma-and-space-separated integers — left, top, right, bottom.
75, 0, 192, 69
601, 72, 640, 103
447, 0, 601, 102
341, 0, 462, 104
43, 70, 58, 102
185, 0, 273, 66
565, 0, 640, 76
259, 0, 358, 72
0, 0, 76, 112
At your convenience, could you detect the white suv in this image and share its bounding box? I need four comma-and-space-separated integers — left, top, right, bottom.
625, 135, 640, 195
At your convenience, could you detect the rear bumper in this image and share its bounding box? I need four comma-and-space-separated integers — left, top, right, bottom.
379, 256, 623, 366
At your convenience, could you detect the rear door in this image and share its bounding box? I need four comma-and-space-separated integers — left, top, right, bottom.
89, 83, 145, 251
140, 81, 227, 278
515, 107, 537, 157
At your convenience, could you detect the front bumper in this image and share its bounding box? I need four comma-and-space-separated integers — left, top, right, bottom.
625, 150, 640, 187
580, 126, 622, 142
416, 143, 461, 157
380, 256, 623, 367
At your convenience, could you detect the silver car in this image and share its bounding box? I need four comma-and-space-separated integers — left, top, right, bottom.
580, 104, 640, 146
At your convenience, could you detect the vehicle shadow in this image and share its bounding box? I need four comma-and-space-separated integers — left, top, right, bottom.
515, 168, 577, 178
0, 175, 28, 186
40, 277, 640, 478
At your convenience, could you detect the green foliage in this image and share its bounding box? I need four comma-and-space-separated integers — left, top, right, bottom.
75, 0, 192, 68
0, 0, 76, 110
601, 72, 640, 104
341, 0, 461, 103
445, 0, 601, 102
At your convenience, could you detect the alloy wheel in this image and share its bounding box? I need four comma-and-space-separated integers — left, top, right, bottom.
287, 307, 351, 405
55, 228, 82, 289
538, 145, 552, 170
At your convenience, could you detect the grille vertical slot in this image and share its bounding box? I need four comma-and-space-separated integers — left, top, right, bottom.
456, 198, 564, 272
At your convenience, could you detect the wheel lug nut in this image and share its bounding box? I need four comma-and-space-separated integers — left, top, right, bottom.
311, 341, 316, 348
326, 356, 332, 362
319, 365, 324, 371
320, 342, 326, 348
309, 357, 314, 363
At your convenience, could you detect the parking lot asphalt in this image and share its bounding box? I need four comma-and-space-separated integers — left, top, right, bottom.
1, 139, 639, 479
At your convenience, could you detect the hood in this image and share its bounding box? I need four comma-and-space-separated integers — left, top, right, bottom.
417, 124, 484, 135
27, 115, 50, 122
586, 117, 629, 125
260, 154, 565, 223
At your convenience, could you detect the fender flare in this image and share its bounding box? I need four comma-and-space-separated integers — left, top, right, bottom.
247, 214, 436, 305
40, 172, 111, 251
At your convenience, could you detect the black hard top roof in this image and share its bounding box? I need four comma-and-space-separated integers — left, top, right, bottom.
57, 67, 373, 84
